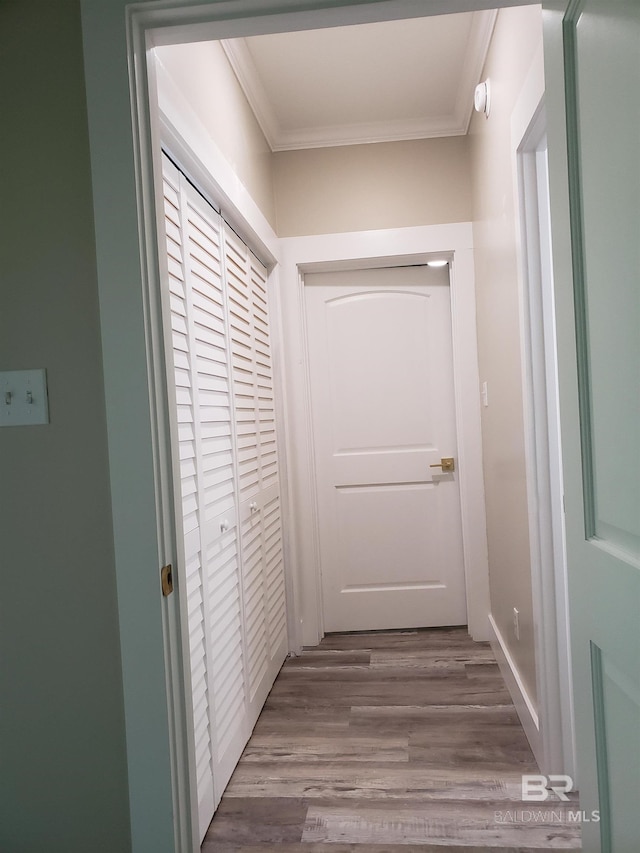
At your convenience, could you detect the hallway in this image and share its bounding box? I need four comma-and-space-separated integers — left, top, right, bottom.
202, 628, 581, 851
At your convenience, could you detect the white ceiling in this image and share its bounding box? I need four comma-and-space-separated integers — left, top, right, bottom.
221, 10, 497, 152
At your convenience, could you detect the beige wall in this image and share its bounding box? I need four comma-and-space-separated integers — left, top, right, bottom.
274, 136, 472, 236
469, 5, 544, 705
156, 40, 277, 228
155, 42, 473, 239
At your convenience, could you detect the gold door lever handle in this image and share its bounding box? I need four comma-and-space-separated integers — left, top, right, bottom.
430, 457, 455, 472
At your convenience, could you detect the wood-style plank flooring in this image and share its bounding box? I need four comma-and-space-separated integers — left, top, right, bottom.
203, 628, 581, 851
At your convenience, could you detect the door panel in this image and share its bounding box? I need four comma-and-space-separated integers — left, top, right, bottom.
545, 1, 640, 849
306, 266, 466, 633
567, 0, 640, 560
334, 482, 453, 587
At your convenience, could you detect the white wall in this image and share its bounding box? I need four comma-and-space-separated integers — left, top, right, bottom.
469, 4, 544, 709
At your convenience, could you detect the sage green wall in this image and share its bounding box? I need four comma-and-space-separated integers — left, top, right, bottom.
469, 4, 544, 705
0, 3, 131, 851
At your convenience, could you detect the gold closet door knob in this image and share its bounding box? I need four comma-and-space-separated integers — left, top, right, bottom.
430, 457, 455, 472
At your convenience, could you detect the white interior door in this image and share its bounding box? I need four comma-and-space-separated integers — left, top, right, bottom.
305, 265, 467, 633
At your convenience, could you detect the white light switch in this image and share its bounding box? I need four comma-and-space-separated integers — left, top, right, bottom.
0, 369, 49, 426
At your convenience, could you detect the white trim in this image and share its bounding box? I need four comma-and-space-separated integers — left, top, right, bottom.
124, 13, 193, 852
511, 44, 576, 782
251, 115, 469, 151
219, 38, 281, 150
279, 224, 490, 648
488, 614, 541, 761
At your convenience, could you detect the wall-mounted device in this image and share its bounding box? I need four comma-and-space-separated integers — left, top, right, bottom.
474, 79, 491, 118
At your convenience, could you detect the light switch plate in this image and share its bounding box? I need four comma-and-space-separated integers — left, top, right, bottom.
0, 369, 49, 426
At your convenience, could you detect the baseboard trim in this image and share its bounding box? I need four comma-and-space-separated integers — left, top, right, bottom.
488, 614, 542, 766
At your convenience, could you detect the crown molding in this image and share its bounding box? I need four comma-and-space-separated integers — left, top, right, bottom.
221, 38, 281, 149
222, 9, 498, 151
271, 118, 468, 151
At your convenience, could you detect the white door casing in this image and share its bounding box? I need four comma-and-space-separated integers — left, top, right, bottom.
508, 43, 576, 779
279, 226, 490, 648
517, 116, 575, 776
305, 266, 467, 632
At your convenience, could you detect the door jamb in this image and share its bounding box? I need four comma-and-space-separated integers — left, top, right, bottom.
515, 94, 576, 778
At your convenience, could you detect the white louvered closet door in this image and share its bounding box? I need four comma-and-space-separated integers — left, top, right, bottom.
250, 254, 288, 678
163, 162, 215, 837
224, 229, 287, 719
163, 158, 247, 840
161, 156, 287, 844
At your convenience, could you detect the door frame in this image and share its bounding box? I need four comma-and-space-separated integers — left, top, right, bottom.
80, 1, 551, 850
279, 225, 490, 648
515, 93, 576, 778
